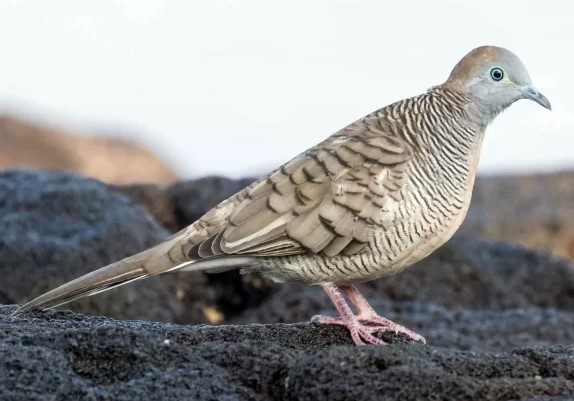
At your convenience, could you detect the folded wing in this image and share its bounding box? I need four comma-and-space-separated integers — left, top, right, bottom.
190, 118, 412, 259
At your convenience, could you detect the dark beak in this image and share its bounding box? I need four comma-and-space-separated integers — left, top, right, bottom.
521, 85, 552, 110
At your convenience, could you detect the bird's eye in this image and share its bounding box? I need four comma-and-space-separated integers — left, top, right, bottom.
490, 67, 504, 81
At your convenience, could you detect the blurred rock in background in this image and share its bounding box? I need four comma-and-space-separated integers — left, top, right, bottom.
461, 172, 574, 262
0, 115, 178, 185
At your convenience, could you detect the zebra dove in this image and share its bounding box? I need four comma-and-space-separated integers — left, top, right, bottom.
16, 46, 551, 345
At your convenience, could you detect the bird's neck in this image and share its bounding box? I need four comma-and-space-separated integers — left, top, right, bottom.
435, 85, 507, 129
420, 87, 486, 157
465, 100, 509, 130
411, 87, 486, 186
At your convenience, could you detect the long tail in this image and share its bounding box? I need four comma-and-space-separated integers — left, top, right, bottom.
14, 230, 196, 314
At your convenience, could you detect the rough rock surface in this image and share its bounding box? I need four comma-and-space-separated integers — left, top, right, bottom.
3, 305, 574, 401
4, 169, 574, 400
112, 183, 179, 232
118, 176, 256, 230
0, 115, 178, 185
168, 176, 256, 226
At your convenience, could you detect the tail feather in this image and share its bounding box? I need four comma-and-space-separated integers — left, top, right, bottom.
14, 260, 151, 313
14, 229, 259, 314
14, 231, 194, 314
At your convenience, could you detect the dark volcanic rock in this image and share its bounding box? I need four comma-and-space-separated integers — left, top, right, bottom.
2, 305, 574, 401
168, 175, 256, 226
113, 183, 178, 232
119, 175, 257, 232
0, 169, 213, 324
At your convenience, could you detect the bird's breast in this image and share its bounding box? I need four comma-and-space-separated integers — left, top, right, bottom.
366, 151, 479, 277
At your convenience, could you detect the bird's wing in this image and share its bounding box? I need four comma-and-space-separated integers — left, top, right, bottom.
190, 117, 412, 259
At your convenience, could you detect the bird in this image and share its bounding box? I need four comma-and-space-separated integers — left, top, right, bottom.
15, 46, 551, 345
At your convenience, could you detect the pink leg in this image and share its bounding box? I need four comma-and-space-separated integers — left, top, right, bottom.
342, 286, 425, 344
312, 284, 385, 345
312, 284, 425, 345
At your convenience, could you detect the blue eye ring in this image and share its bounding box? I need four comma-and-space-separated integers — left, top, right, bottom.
490, 67, 504, 81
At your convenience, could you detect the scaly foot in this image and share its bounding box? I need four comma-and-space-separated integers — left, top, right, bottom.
312, 314, 386, 345
356, 313, 425, 343
315, 284, 426, 346
312, 314, 425, 344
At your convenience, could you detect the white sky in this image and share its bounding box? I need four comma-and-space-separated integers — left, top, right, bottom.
0, 0, 571, 178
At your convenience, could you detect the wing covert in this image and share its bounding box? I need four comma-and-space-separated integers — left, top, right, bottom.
191, 118, 412, 259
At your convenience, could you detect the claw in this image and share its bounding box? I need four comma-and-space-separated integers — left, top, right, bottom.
317, 284, 426, 346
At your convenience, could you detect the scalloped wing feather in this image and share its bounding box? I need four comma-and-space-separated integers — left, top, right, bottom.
190, 119, 412, 259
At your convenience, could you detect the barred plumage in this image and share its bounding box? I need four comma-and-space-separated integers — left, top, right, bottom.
16, 46, 551, 346
242, 86, 484, 285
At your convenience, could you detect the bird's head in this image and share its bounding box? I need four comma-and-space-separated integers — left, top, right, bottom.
443, 46, 551, 121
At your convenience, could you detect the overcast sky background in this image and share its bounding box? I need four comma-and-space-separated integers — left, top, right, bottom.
0, 0, 571, 178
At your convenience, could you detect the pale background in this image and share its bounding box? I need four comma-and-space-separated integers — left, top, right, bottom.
0, 0, 570, 178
